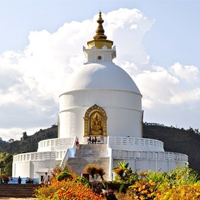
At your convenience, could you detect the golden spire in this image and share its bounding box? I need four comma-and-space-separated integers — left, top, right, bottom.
93, 12, 107, 40
87, 12, 113, 49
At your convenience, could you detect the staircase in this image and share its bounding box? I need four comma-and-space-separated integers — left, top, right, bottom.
68, 144, 110, 180
0, 184, 38, 198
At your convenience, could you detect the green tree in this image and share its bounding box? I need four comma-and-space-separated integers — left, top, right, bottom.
22, 132, 28, 140
0, 153, 13, 176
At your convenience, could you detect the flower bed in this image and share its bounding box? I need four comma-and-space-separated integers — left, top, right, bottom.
35, 163, 200, 200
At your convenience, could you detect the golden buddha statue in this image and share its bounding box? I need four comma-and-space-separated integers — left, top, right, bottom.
90, 112, 103, 135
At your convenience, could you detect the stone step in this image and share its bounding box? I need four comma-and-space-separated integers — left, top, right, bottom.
68, 157, 110, 180
68, 143, 110, 180
75, 144, 107, 157
0, 184, 38, 197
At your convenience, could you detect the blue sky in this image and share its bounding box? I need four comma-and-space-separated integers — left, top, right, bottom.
1, 1, 200, 66
0, 0, 200, 140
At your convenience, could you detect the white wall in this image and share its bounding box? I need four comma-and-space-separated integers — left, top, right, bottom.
112, 150, 188, 173
59, 90, 141, 111
59, 89, 142, 142
13, 162, 31, 178
13, 159, 61, 179
113, 159, 187, 173
30, 160, 60, 178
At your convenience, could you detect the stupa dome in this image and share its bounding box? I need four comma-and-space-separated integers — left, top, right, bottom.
65, 62, 141, 94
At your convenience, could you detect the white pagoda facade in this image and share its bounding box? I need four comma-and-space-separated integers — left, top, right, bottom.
12, 12, 188, 182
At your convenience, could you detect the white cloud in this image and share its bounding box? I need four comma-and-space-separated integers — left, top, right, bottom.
169, 62, 199, 82
104, 8, 154, 66
0, 127, 27, 142
131, 61, 200, 108
135, 67, 180, 107
0, 127, 50, 142
170, 88, 200, 104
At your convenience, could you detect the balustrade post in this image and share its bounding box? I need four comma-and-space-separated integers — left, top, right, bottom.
155, 152, 158, 171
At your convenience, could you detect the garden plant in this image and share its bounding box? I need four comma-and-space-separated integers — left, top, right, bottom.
35, 162, 200, 200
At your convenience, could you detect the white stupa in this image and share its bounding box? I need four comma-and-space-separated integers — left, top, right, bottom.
13, 12, 188, 182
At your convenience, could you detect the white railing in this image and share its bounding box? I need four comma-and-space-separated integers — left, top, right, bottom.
37, 138, 74, 152
106, 142, 113, 181
112, 150, 188, 161
13, 150, 67, 162
108, 136, 164, 152
107, 147, 113, 181
59, 137, 77, 169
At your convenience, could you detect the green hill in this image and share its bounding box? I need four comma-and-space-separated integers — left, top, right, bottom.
0, 125, 57, 154
0, 123, 200, 175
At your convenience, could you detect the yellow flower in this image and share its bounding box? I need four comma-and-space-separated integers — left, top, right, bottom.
196, 192, 200, 196
150, 181, 155, 186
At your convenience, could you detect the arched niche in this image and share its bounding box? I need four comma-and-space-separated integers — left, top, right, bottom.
83, 104, 107, 137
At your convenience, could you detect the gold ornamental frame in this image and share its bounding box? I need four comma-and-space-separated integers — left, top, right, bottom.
83, 104, 107, 137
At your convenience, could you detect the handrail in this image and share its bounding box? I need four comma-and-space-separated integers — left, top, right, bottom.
59, 137, 77, 169
107, 147, 113, 181
106, 136, 113, 181
59, 149, 70, 169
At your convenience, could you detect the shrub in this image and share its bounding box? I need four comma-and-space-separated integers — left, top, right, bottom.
83, 164, 97, 179
74, 176, 89, 184
113, 161, 134, 183
83, 164, 105, 180
125, 171, 139, 184
126, 180, 156, 200
35, 179, 104, 200
168, 164, 200, 186
0, 174, 9, 184
146, 170, 169, 186
92, 181, 103, 194
74, 176, 90, 188
51, 162, 72, 178
35, 179, 65, 199
119, 184, 126, 193
56, 171, 72, 181
113, 168, 124, 179
104, 189, 118, 200
98, 166, 105, 180
155, 184, 200, 200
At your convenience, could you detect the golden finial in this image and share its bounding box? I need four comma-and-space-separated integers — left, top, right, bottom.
87, 11, 113, 49
93, 12, 107, 40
